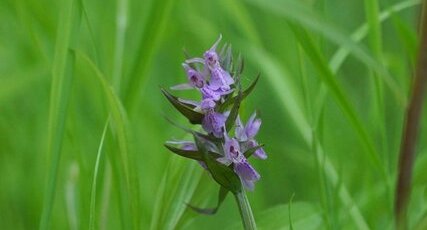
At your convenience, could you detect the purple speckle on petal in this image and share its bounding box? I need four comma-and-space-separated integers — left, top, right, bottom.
223, 135, 243, 162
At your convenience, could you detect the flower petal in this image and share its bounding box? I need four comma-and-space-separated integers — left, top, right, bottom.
223, 137, 241, 162
185, 57, 205, 64
170, 83, 193, 90
202, 111, 226, 137
201, 98, 216, 111
234, 160, 260, 190
177, 98, 200, 108
247, 139, 267, 159
254, 147, 267, 160
235, 116, 248, 141
234, 160, 260, 181
245, 112, 261, 139
183, 64, 205, 88
201, 86, 221, 101
241, 179, 255, 191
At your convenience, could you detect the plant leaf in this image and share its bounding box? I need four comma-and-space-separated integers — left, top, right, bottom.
161, 88, 204, 124
193, 133, 242, 194
218, 73, 259, 112
225, 91, 242, 132
164, 144, 222, 161
187, 186, 229, 215
164, 144, 203, 161
243, 144, 265, 158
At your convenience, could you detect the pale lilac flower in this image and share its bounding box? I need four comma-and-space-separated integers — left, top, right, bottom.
186, 35, 234, 92
203, 35, 234, 91
170, 64, 205, 90
208, 67, 234, 91
184, 64, 206, 88
202, 110, 226, 138
200, 86, 221, 101
236, 113, 267, 159
200, 85, 233, 102
218, 132, 260, 190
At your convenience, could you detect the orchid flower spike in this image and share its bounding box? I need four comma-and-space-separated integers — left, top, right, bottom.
164, 34, 267, 196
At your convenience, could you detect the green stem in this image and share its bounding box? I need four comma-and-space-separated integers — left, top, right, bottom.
395, 0, 427, 229
234, 190, 257, 230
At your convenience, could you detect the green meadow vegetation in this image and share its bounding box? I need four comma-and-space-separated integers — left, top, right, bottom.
1, 0, 427, 229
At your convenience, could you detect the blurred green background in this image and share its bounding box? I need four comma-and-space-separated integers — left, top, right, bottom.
1, 0, 427, 229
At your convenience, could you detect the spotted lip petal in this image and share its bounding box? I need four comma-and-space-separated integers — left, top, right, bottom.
234, 159, 260, 191
223, 136, 242, 163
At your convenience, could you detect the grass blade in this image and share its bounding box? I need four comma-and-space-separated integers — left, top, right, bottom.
76, 51, 139, 230
124, 0, 176, 115
89, 119, 109, 230
150, 157, 203, 230
112, 0, 128, 93
39, 0, 81, 228
245, 0, 405, 104
288, 23, 386, 179
245, 45, 370, 229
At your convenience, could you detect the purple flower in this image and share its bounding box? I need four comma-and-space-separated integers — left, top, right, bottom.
217, 132, 260, 190
236, 113, 267, 159
202, 110, 226, 138
183, 64, 205, 88
203, 35, 234, 91
200, 85, 233, 102
200, 86, 221, 101
208, 67, 234, 91
170, 64, 206, 90
186, 35, 234, 92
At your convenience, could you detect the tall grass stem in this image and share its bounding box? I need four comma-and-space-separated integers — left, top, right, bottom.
396, 0, 427, 228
